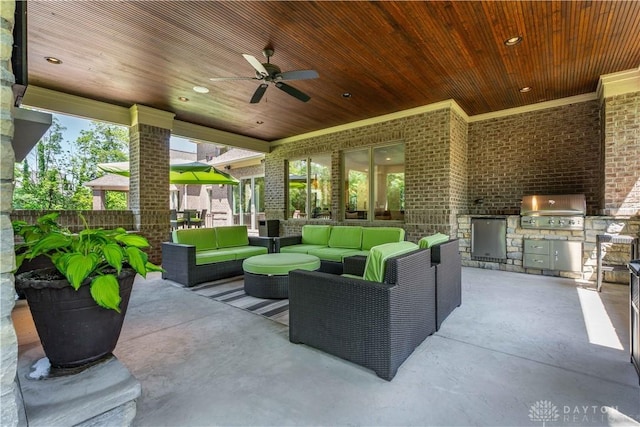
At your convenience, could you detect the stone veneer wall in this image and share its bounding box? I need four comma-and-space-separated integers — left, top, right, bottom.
467, 100, 601, 215
601, 91, 640, 216
129, 123, 170, 264
266, 107, 465, 241
1, 1, 19, 425
457, 215, 639, 283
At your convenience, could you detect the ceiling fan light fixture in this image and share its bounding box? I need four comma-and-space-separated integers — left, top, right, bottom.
45, 56, 62, 64
504, 36, 523, 46
519, 86, 532, 93
193, 86, 210, 94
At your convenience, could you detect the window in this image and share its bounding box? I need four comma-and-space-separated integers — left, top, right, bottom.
288, 155, 332, 219
344, 143, 405, 221
232, 176, 265, 230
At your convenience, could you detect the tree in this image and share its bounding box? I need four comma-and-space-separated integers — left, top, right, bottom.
13, 117, 129, 210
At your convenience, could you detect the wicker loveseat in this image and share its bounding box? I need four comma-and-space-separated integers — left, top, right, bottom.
288, 242, 437, 381
162, 226, 270, 287
277, 225, 405, 274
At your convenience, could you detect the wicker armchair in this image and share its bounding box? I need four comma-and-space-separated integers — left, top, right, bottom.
343, 239, 462, 330
288, 248, 436, 381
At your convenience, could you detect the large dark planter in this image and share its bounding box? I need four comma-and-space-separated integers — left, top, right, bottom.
15, 267, 136, 369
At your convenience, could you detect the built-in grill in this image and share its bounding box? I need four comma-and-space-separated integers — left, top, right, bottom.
520, 194, 586, 231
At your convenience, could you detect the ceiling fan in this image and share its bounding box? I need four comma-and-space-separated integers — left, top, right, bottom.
210, 48, 319, 103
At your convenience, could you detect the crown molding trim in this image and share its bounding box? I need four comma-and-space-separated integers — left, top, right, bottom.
172, 120, 269, 153
597, 66, 640, 100
21, 86, 130, 125
270, 99, 463, 147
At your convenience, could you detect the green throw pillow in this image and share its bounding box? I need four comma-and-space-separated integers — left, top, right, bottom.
216, 225, 249, 248
172, 228, 217, 251
361, 227, 405, 250
419, 233, 450, 249
328, 226, 362, 249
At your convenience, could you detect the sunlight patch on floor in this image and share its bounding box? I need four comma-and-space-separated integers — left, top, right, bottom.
577, 287, 623, 350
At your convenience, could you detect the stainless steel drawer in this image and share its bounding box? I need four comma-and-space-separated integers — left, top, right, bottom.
524, 240, 550, 254
524, 254, 551, 269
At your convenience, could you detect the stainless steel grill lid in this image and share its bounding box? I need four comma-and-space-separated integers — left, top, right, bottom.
520, 194, 586, 216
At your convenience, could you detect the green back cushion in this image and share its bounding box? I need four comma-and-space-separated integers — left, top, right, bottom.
328, 226, 362, 249
172, 228, 217, 251
361, 227, 405, 250
216, 225, 249, 248
301, 225, 332, 245
418, 233, 450, 249
363, 241, 419, 283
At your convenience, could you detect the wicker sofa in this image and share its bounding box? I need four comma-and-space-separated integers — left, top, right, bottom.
161, 226, 270, 287
277, 225, 405, 274
288, 242, 437, 381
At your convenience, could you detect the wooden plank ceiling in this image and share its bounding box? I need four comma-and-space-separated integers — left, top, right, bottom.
25, 1, 640, 143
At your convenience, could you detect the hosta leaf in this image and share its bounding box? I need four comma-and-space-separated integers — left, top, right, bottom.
90, 275, 121, 312
102, 243, 124, 273
31, 233, 71, 257
126, 247, 148, 277
65, 253, 98, 290
145, 262, 165, 273
116, 234, 150, 248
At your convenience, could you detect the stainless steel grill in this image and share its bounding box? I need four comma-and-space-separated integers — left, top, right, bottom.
520, 194, 586, 231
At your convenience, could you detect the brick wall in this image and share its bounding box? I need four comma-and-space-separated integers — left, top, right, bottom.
267, 107, 464, 241
129, 123, 170, 263
467, 100, 602, 215
10, 210, 135, 231
1, 1, 19, 424
602, 91, 640, 216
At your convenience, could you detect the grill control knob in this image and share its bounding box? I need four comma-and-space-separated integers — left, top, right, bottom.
530, 218, 536, 225
548, 219, 555, 225
559, 219, 566, 226
569, 219, 575, 225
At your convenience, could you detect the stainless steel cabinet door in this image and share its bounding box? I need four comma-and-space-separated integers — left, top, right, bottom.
471, 218, 506, 260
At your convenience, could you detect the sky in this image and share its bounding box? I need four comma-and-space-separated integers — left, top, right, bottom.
40, 112, 196, 156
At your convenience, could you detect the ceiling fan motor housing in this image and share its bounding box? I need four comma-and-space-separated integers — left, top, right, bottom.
258, 63, 282, 80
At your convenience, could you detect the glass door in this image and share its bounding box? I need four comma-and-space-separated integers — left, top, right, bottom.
232, 176, 264, 231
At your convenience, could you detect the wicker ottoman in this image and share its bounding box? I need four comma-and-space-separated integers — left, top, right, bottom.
242, 253, 320, 299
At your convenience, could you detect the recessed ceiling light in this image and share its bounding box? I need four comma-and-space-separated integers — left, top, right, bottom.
45, 56, 62, 64
193, 86, 209, 94
385, 157, 391, 161
504, 36, 523, 46
178, 96, 189, 102
342, 92, 352, 98
256, 121, 264, 125
519, 86, 532, 93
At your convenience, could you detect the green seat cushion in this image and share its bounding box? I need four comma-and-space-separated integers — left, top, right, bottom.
195, 249, 237, 265
301, 225, 332, 245
308, 247, 361, 262
216, 225, 249, 248
172, 228, 217, 251
361, 227, 405, 250
243, 253, 320, 275
280, 244, 327, 254
418, 233, 450, 249
363, 241, 419, 282
230, 245, 269, 260
343, 250, 369, 260
328, 226, 362, 249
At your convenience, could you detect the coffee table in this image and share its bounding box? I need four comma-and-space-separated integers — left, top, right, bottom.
242, 253, 320, 299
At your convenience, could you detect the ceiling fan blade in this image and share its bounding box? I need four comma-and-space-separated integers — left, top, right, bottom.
242, 54, 269, 77
275, 82, 311, 102
209, 76, 258, 82
276, 70, 319, 81
250, 83, 269, 103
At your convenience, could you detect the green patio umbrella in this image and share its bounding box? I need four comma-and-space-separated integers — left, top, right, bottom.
98, 161, 239, 185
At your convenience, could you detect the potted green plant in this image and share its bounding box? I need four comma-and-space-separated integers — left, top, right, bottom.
13, 212, 163, 370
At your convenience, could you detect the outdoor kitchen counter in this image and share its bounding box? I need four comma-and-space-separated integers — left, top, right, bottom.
457, 214, 640, 284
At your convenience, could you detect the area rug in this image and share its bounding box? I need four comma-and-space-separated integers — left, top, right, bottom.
186, 276, 289, 326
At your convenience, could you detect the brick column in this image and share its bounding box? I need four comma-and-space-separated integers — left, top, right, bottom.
129, 105, 174, 264
599, 69, 640, 216
1, 1, 20, 425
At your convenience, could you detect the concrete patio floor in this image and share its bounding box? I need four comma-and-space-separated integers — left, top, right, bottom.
14, 267, 640, 426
